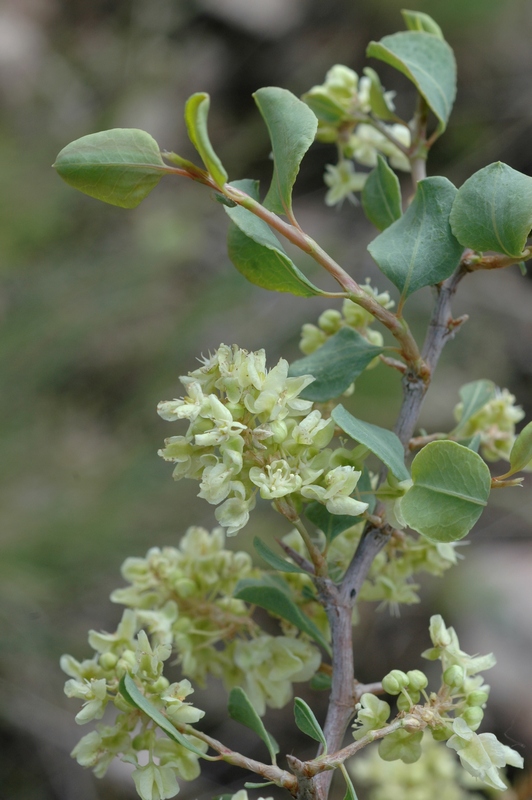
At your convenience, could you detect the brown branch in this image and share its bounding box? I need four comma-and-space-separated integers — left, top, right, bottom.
179, 722, 298, 794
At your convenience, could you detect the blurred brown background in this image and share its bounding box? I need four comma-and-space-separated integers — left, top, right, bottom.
1, 0, 532, 797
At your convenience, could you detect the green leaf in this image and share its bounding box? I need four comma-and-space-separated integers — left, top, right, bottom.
368, 177, 463, 303
508, 421, 532, 475
363, 68, 398, 122
449, 162, 532, 258
234, 578, 332, 655
452, 380, 496, 434
119, 674, 206, 757
401, 10, 444, 39
302, 91, 348, 125
400, 441, 491, 543
367, 31, 456, 130
53, 129, 167, 208
225, 179, 324, 297
362, 155, 402, 231
294, 697, 327, 749
332, 405, 410, 482
253, 537, 308, 574
305, 503, 361, 543
340, 764, 360, 800
289, 327, 384, 402
228, 687, 279, 763
253, 87, 318, 216
310, 672, 332, 691
184, 92, 228, 189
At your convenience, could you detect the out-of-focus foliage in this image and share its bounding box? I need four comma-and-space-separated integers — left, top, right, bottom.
1, 1, 532, 797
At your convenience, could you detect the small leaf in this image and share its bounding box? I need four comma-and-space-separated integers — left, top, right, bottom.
225, 180, 324, 297
332, 405, 410, 482
400, 441, 491, 543
450, 162, 532, 258
253, 87, 318, 215
294, 697, 327, 749
253, 537, 308, 574
305, 503, 362, 543
184, 92, 228, 189
289, 327, 384, 402
54, 129, 167, 208
367, 31, 456, 130
228, 687, 279, 763
362, 155, 402, 231
363, 68, 398, 122
368, 177, 463, 303
340, 764, 359, 800
508, 421, 532, 475
452, 380, 496, 434
401, 10, 444, 39
119, 674, 206, 757
234, 578, 332, 655
302, 91, 349, 125
310, 673, 332, 691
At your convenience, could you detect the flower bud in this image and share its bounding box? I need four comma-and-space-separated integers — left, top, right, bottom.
407, 670, 428, 691
175, 578, 196, 598
443, 665, 465, 688
461, 706, 484, 730
382, 669, 409, 695
151, 676, 170, 693
99, 652, 118, 671
318, 309, 342, 334
466, 690, 489, 707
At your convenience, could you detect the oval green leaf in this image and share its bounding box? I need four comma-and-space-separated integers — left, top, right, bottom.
367, 31, 456, 130
225, 180, 323, 297
450, 162, 532, 258
289, 327, 383, 402
253, 87, 318, 216
509, 421, 532, 475
332, 405, 410, 482
119, 674, 207, 757
400, 440, 491, 543
184, 92, 228, 189
234, 577, 331, 655
368, 177, 462, 303
294, 697, 327, 749
228, 687, 279, 762
53, 128, 167, 208
362, 154, 402, 231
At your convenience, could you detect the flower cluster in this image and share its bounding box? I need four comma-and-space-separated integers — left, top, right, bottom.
62, 526, 324, 798
350, 616, 523, 790
350, 731, 486, 800
454, 387, 525, 462
61, 613, 207, 800
158, 344, 368, 534
302, 64, 411, 205
299, 282, 394, 374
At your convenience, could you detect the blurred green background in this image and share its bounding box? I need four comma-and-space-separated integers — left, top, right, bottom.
1, 0, 532, 797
